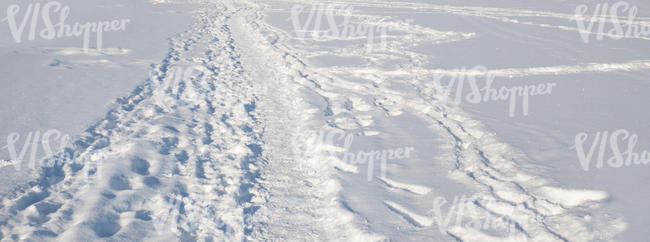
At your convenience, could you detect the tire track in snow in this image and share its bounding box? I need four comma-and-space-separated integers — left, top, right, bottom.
283, 0, 650, 41
255, 0, 629, 241
328, 60, 650, 79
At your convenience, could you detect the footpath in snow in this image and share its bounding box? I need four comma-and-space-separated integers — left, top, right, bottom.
2, 0, 649, 241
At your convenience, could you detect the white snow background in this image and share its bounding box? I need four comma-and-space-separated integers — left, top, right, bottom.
0, 0, 648, 241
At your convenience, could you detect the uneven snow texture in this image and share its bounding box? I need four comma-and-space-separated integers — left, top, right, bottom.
1, 0, 646, 241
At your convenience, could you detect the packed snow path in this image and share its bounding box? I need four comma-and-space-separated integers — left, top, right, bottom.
0, 0, 635, 241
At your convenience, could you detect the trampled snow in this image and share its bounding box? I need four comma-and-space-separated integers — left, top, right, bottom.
0, 0, 648, 241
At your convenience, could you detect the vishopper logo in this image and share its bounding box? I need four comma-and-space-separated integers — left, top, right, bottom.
0, 129, 71, 171
432, 66, 557, 117
150, 195, 198, 236
431, 193, 539, 241
1, 1, 130, 53
291, 129, 414, 181
574, 1, 650, 43
289, 3, 413, 52
290, 129, 352, 169
150, 195, 180, 235
74, 147, 124, 181
0, 129, 121, 183
151, 64, 210, 112
572, 129, 650, 171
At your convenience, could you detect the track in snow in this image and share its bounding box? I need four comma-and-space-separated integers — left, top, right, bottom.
0, 0, 638, 241
1, 2, 267, 240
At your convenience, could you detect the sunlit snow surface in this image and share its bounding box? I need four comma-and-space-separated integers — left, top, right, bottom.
0, 0, 649, 241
